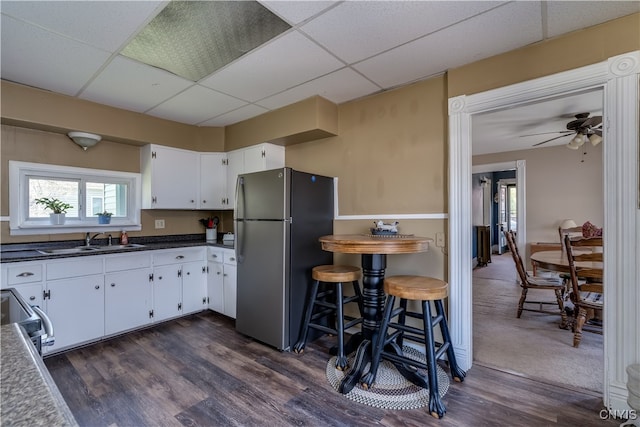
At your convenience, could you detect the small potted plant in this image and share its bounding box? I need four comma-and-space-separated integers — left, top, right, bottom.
34, 197, 73, 225
96, 211, 112, 224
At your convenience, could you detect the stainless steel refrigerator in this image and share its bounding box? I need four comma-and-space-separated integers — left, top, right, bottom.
234, 167, 334, 350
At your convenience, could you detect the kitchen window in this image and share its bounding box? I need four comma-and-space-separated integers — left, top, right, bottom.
9, 161, 141, 235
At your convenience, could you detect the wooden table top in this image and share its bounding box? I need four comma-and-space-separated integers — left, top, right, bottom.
530, 250, 603, 272
318, 234, 432, 255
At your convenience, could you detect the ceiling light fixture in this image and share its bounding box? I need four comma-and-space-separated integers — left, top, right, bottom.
589, 133, 603, 146
68, 131, 101, 150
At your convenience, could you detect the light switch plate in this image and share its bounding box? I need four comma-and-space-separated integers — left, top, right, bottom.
436, 232, 445, 247
155, 219, 165, 229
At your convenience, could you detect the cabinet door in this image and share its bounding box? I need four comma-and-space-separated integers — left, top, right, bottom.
146, 145, 199, 209
153, 265, 182, 322
105, 268, 152, 335
226, 149, 244, 209
45, 275, 104, 353
181, 261, 206, 314
207, 261, 224, 313
223, 263, 237, 318
244, 144, 284, 173
200, 153, 227, 209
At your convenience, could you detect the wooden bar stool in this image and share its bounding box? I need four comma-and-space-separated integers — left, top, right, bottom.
361, 275, 466, 419
293, 265, 363, 370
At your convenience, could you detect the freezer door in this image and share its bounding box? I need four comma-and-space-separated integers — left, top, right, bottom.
235, 168, 289, 220
235, 220, 290, 350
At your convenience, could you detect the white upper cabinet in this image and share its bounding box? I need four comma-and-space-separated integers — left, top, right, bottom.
199, 152, 227, 210
141, 144, 199, 209
141, 143, 283, 210
226, 143, 285, 209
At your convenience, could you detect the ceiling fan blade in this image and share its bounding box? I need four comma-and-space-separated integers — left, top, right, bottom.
594, 129, 602, 137
532, 133, 572, 146
520, 130, 573, 137
582, 115, 603, 127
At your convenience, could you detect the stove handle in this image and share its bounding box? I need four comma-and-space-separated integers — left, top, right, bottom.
31, 306, 55, 347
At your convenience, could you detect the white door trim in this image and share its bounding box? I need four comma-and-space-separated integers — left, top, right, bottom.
448, 51, 639, 411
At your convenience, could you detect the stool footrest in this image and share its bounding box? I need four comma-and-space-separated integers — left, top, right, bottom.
382, 351, 428, 372
310, 307, 334, 321
308, 324, 338, 335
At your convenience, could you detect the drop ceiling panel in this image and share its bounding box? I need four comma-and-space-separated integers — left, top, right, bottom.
546, 1, 640, 38
80, 56, 194, 113
354, 1, 543, 89
0, 0, 164, 52
200, 31, 344, 102
200, 104, 269, 127
0, 15, 111, 96
147, 85, 247, 125
260, 0, 338, 25
299, 1, 506, 64
258, 68, 380, 110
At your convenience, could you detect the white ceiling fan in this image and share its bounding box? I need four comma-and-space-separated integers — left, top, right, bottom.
522, 112, 603, 150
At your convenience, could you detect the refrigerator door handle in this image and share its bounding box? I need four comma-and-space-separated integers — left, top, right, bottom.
235, 176, 245, 263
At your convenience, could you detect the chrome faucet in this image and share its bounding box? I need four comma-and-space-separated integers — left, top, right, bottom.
86, 232, 112, 246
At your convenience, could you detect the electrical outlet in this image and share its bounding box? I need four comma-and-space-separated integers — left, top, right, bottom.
436, 232, 445, 247
155, 219, 165, 229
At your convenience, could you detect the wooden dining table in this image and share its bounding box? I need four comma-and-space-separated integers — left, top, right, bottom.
530, 249, 603, 274
318, 233, 432, 393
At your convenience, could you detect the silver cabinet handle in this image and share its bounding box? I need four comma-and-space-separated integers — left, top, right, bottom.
29, 296, 36, 301
202, 200, 207, 203
229, 257, 236, 262
16, 272, 34, 277
176, 255, 185, 260
111, 283, 116, 287
211, 254, 218, 258
217, 272, 221, 275
95, 285, 100, 290
31, 306, 55, 347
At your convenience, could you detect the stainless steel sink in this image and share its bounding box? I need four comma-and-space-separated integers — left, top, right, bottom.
37, 246, 100, 255
98, 244, 146, 250
37, 243, 145, 255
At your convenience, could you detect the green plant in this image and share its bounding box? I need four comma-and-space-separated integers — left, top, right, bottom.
96, 211, 112, 217
34, 197, 73, 214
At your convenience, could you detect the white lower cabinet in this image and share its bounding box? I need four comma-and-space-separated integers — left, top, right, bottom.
182, 260, 207, 314
207, 247, 237, 318
151, 248, 206, 322
1, 245, 211, 353
104, 253, 153, 336
45, 275, 105, 353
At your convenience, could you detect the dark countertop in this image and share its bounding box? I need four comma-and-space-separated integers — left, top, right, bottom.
1, 323, 78, 426
1, 234, 234, 263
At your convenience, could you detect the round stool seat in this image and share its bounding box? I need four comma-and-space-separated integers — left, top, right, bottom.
384, 275, 448, 301
312, 265, 361, 283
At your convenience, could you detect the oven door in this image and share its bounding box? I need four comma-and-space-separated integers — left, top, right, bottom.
0, 288, 55, 354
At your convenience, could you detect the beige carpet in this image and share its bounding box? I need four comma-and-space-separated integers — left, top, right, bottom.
473, 253, 603, 392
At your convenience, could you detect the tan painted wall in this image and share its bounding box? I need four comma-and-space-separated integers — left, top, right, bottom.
286, 76, 448, 216
473, 143, 604, 261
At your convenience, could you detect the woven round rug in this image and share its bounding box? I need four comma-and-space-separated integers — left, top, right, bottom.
325, 346, 449, 410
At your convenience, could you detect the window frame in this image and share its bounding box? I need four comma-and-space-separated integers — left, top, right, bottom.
9, 161, 142, 235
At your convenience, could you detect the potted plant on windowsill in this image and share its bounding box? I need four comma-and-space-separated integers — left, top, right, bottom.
96, 211, 112, 224
34, 197, 73, 225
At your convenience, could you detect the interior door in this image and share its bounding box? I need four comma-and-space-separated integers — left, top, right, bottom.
497, 183, 507, 254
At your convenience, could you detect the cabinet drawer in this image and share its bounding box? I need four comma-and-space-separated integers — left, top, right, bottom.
207, 248, 224, 263
223, 250, 237, 265
46, 257, 104, 280
153, 248, 204, 266
105, 253, 152, 272
5, 263, 43, 285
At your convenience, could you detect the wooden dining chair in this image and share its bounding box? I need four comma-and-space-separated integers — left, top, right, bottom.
504, 231, 566, 325
558, 225, 583, 251
564, 235, 603, 347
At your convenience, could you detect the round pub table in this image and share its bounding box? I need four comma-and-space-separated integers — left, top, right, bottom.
318, 234, 432, 393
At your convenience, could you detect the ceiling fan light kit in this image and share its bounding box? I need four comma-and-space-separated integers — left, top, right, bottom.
528, 112, 603, 150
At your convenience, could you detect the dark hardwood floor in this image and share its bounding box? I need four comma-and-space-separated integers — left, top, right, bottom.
44, 311, 617, 426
